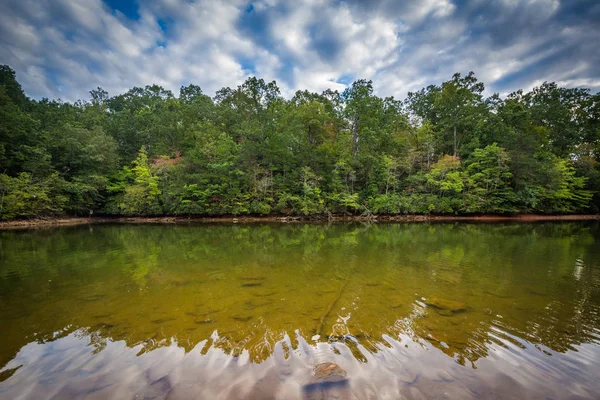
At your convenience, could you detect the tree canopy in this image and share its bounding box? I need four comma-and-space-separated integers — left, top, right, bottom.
0, 65, 598, 219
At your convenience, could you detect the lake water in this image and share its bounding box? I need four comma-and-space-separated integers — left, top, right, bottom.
1, 222, 600, 399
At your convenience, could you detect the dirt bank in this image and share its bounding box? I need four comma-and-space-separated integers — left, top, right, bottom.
0, 214, 598, 230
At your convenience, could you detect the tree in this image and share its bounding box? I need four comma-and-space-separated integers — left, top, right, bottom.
0, 64, 596, 219
425, 155, 464, 197
434, 72, 485, 157
118, 147, 162, 215
524, 82, 591, 158
407, 72, 484, 158
0, 87, 51, 176
0, 172, 67, 219
0, 65, 29, 110
463, 144, 516, 213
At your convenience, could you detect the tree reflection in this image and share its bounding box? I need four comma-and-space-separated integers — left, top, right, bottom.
0, 222, 599, 370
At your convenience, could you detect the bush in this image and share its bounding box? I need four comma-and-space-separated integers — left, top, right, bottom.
0, 172, 67, 219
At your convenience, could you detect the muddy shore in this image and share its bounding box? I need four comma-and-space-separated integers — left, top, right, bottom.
0, 214, 598, 229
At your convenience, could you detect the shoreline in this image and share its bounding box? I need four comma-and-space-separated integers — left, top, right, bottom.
0, 214, 599, 230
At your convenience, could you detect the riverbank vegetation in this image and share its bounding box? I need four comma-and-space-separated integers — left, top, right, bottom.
0, 65, 598, 219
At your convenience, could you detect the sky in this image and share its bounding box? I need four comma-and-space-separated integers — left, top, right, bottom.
0, 0, 599, 102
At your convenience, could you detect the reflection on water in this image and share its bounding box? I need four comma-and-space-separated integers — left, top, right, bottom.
1, 222, 600, 399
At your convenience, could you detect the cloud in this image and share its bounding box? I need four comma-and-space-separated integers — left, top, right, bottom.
0, 0, 598, 103
0, 0, 253, 100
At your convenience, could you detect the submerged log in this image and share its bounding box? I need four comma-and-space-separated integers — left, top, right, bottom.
424, 297, 468, 313
316, 280, 349, 337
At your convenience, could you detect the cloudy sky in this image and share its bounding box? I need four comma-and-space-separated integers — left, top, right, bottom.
1, 0, 599, 102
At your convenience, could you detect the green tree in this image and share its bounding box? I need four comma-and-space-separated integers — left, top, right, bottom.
463, 144, 516, 213
0, 64, 597, 219
119, 147, 162, 215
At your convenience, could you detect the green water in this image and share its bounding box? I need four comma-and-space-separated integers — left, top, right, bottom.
1, 222, 600, 399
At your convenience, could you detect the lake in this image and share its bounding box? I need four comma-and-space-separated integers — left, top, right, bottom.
1, 222, 599, 399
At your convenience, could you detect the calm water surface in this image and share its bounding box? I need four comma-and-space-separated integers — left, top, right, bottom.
1, 222, 600, 399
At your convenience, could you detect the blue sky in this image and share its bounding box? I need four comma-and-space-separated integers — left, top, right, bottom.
0, 0, 599, 102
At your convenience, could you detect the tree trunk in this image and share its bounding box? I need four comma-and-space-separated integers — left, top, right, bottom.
453, 125, 457, 157
352, 116, 359, 159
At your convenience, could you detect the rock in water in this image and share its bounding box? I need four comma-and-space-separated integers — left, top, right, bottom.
425, 297, 467, 313
303, 363, 350, 400
313, 362, 347, 382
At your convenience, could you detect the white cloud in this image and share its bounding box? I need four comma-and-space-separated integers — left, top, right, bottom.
0, 0, 598, 102
0, 0, 255, 100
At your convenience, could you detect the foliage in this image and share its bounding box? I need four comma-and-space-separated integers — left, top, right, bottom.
0, 64, 597, 220
463, 144, 516, 213
0, 172, 67, 219
117, 147, 162, 216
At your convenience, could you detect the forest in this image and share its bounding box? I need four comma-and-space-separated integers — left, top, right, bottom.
0, 65, 598, 219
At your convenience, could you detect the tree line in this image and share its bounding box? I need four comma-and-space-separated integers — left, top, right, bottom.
0, 65, 598, 219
